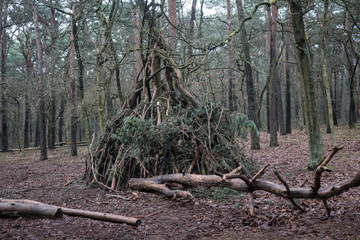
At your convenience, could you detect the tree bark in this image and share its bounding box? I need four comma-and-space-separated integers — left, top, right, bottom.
168, 0, 177, 50
187, 0, 197, 60
129, 147, 359, 214
48, 2, 58, 150
288, 0, 324, 170
269, 4, 279, 147
265, 6, 271, 133
58, 95, 65, 143
29, 0, 47, 160
70, 2, 78, 156
285, 11, 292, 134
321, 0, 337, 147
236, 0, 260, 149
0, 0, 8, 152
17, 31, 33, 149
0, 199, 141, 226
345, 11, 358, 128
227, 0, 236, 112
72, 1, 91, 143
130, 0, 143, 85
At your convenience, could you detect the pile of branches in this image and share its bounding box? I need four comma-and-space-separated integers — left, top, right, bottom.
86, 103, 259, 190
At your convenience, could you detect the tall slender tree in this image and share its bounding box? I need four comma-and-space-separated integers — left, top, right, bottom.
69, 1, 78, 156
168, 0, 177, 50
285, 8, 292, 134
72, 0, 91, 142
29, 0, 47, 160
0, 0, 9, 152
236, 0, 260, 149
268, 3, 279, 147
17, 30, 33, 149
320, 0, 337, 146
227, 0, 236, 112
288, 0, 324, 169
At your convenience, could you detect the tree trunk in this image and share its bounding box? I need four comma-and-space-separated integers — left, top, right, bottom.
236, 0, 260, 149
30, 0, 47, 160
288, 0, 324, 170
337, 69, 344, 121
321, 0, 337, 147
108, 1, 123, 104
24, 96, 30, 148
227, 0, 236, 112
285, 12, 292, 134
269, 4, 279, 147
48, 3, 58, 150
168, 0, 177, 50
187, 0, 197, 60
72, 1, 91, 142
276, 70, 286, 135
70, 4, 78, 156
331, 70, 338, 126
265, 6, 271, 133
0, 0, 8, 152
58, 95, 65, 143
186, 0, 197, 85
34, 111, 39, 147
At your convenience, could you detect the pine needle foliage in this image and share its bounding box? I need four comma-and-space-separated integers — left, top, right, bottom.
87, 103, 259, 190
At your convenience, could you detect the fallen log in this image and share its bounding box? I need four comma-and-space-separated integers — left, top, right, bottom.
61, 207, 141, 226
0, 199, 140, 226
128, 171, 360, 200
0, 199, 62, 218
129, 146, 360, 216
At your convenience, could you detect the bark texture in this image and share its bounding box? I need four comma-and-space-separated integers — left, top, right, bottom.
288, 0, 324, 170
30, 0, 47, 160
236, 0, 260, 149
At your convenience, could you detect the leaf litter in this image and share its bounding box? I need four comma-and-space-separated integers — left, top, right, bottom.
0, 124, 359, 239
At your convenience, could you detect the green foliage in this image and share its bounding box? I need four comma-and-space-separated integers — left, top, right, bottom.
92, 103, 259, 187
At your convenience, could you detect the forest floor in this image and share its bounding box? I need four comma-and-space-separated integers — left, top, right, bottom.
0, 124, 359, 240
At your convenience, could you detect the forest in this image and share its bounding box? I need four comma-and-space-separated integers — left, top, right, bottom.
0, 0, 360, 239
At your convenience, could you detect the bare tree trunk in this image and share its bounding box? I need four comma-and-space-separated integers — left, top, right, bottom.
227, 0, 236, 112
168, 0, 177, 50
70, 2, 78, 156
72, 1, 91, 142
338, 69, 344, 121
48, 2, 58, 150
237, 0, 260, 149
58, 95, 65, 143
187, 0, 197, 60
344, 11, 358, 128
288, 0, 324, 170
285, 11, 292, 134
0, 0, 8, 152
34, 111, 39, 147
269, 4, 279, 147
276, 70, 286, 135
265, 6, 271, 133
18, 31, 33, 149
332, 70, 338, 126
129, 0, 143, 108
321, 0, 337, 146
29, 0, 47, 160
186, 0, 197, 85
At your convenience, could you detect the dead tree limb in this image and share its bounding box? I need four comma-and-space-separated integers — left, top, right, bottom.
129, 171, 360, 214
275, 171, 306, 212
0, 199, 140, 226
129, 171, 360, 199
0, 199, 62, 218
